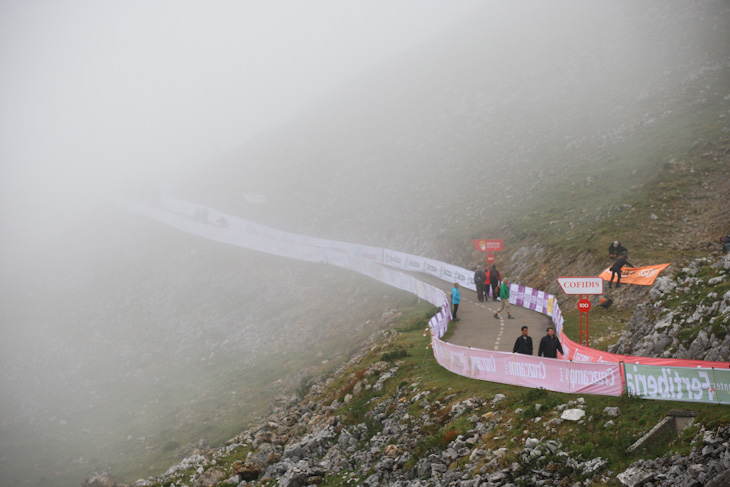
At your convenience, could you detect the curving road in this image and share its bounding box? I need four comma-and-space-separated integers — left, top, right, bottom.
414, 272, 553, 353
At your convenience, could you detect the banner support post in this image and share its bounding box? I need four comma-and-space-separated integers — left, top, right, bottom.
586, 295, 590, 346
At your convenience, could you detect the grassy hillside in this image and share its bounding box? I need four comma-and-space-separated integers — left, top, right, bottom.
135, 303, 730, 487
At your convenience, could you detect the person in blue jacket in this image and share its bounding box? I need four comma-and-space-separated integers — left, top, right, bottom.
451, 283, 461, 322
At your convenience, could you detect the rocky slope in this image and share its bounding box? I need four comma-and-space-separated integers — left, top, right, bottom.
609, 253, 730, 361
86, 312, 730, 487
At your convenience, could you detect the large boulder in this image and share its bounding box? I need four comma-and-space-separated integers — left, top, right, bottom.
232, 460, 261, 481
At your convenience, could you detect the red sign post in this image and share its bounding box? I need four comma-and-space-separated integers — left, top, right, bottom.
473, 239, 503, 266
557, 277, 602, 347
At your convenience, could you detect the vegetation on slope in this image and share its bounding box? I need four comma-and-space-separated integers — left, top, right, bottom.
133, 303, 730, 487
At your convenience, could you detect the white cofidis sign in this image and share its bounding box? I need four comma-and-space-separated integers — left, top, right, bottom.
557, 277, 603, 295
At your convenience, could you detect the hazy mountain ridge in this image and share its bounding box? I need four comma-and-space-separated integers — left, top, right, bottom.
187, 0, 730, 256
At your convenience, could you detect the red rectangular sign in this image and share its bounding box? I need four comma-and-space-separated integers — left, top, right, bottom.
472, 239, 503, 252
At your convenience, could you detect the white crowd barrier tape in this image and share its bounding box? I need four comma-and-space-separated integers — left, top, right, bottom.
117, 195, 730, 403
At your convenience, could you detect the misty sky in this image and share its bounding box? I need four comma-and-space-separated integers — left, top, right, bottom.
0, 0, 484, 262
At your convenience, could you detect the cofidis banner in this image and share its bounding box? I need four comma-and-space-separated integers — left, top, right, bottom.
624, 363, 730, 405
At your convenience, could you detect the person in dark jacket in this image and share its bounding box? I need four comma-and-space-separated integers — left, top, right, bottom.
608, 240, 627, 259
474, 265, 487, 302
489, 264, 501, 300
609, 254, 634, 289
538, 327, 564, 359
513, 326, 533, 355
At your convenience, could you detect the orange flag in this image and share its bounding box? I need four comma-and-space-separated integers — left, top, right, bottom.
599, 263, 671, 286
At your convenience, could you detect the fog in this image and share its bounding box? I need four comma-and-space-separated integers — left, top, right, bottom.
1, 1, 728, 486
0, 2, 486, 485
0, 0, 482, 264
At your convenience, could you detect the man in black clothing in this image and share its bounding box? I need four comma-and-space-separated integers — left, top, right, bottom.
609, 254, 634, 289
513, 326, 533, 355
489, 264, 501, 300
608, 240, 627, 259
538, 327, 564, 359
474, 265, 487, 302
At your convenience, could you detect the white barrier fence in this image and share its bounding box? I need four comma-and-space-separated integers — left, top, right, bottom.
118, 195, 730, 402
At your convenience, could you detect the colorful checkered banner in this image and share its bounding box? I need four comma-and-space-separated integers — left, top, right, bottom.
508, 284, 564, 336
432, 337, 623, 396
624, 363, 730, 405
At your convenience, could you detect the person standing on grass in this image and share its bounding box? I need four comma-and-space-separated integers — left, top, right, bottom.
609, 254, 633, 289
608, 240, 627, 259
513, 326, 533, 355
494, 278, 514, 320
538, 327, 564, 358
451, 282, 461, 322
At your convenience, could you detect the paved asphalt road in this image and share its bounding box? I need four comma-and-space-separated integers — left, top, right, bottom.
414, 272, 554, 353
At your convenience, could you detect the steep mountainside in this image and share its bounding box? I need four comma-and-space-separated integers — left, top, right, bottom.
4, 1, 730, 486
184, 0, 730, 265
94, 300, 730, 487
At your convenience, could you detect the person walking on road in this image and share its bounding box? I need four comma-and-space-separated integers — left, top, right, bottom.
609, 254, 634, 289
474, 265, 486, 302
538, 327, 564, 358
513, 326, 533, 355
451, 283, 461, 321
489, 264, 501, 300
493, 278, 514, 320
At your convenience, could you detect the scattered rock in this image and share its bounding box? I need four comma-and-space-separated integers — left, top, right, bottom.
561, 409, 586, 421
492, 394, 506, 405
604, 407, 621, 417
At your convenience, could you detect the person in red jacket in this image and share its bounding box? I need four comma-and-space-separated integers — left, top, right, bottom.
483, 268, 490, 301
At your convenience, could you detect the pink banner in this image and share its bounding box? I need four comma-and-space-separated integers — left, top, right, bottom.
561, 334, 730, 369
433, 338, 622, 396
469, 348, 512, 382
